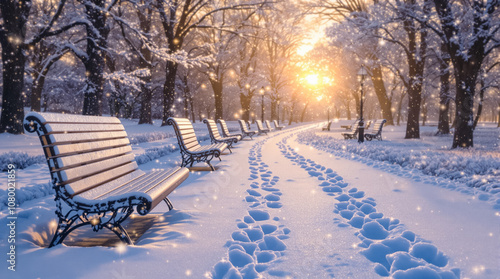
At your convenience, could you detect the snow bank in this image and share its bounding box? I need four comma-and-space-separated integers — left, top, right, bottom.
297, 131, 500, 192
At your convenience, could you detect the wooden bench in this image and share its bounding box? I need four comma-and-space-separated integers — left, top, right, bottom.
273, 120, 284, 130
341, 120, 359, 130
341, 120, 360, 139
24, 112, 190, 247
217, 119, 243, 141
256, 120, 270, 135
364, 119, 386, 141
167, 117, 227, 171
203, 119, 240, 153
322, 121, 332, 131
264, 120, 274, 132
238, 119, 257, 139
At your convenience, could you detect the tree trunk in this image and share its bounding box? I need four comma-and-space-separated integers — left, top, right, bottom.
437, 43, 451, 134
82, 0, 109, 116
405, 84, 422, 138
300, 102, 309, 122
189, 93, 196, 123
162, 60, 178, 125
452, 75, 475, 148
472, 76, 485, 130
210, 77, 224, 120
370, 65, 394, 125
240, 92, 252, 121
0, 0, 30, 134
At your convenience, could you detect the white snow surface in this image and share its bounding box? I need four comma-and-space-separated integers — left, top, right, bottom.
0, 119, 498, 279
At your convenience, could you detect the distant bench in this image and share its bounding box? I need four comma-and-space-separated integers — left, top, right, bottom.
203, 118, 240, 153
364, 119, 386, 141
24, 112, 189, 247
168, 117, 227, 170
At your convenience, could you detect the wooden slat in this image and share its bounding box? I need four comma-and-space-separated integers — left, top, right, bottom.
77, 169, 146, 200
26, 112, 121, 124
51, 146, 133, 169
44, 123, 124, 133
50, 138, 130, 157
66, 162, 139, 196
46, 131, 128, 145
57, 153, 135, 182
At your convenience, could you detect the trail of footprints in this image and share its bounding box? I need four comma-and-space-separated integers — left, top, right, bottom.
210, 133, 291, 279
277, 132, 460, 279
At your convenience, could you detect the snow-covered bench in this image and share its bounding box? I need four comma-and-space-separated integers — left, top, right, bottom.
24, 112, 190, 247
203, 119, 240, 153
364, 119, 387, 141
341, 120, 361, 139
167, 117, 227, 171
256, 120, 270, 135
273, 120, 284, 130
341, 120, 359, 130
217, 119, 243, 141
238, 119, 257, 139
264, 120, 274, 132
322, 121, 332, 131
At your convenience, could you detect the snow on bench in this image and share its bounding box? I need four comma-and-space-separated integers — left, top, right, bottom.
217, 119, 243, 141
364, 119, 387, 141
273, 120, 284, 131
167, 117, 227, 171
23, 112, 190, 247
341, 120, 361, 139
256, 120, 270, 135
238, 120, 257, 139
203, 119, 240, 153
264, 120, 274, 132
322, 121, 332, 131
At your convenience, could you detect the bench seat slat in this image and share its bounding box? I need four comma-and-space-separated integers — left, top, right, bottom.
77, 169, 146, 200
65, 161, 139, 196
97, 167, 189, 208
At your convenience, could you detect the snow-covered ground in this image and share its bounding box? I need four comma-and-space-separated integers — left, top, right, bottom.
0, 119, 498, 278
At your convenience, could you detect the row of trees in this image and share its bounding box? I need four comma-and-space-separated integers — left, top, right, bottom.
0, 0, 498, 149
309, 0, 500, 148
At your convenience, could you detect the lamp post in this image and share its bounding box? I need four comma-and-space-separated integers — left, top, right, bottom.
357, 66, 368, 143
277, 100, 280, 124
259, 87, 265, 122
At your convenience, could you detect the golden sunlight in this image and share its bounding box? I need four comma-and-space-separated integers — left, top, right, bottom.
305, 74, 319, 85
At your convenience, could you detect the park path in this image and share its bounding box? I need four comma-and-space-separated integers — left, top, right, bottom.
210, 124, 499, 278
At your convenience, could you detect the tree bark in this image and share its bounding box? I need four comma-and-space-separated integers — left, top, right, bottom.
437, 44, 451, 134
239, 91, 253, 121
0, 0, 30, 134
369, 65, 394, 125
210, 76, 224, 120
82, 0, 109, 116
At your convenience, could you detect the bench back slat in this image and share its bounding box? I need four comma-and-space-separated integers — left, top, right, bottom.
239, 119, 250, 133
23, 112, 140, 197
218, 119, 231, 137
204, 119, 222, 139
166, 117, 202, 152
256, 120, 265, 130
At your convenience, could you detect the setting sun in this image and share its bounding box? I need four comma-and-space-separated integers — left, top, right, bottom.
305, 74, 319, 85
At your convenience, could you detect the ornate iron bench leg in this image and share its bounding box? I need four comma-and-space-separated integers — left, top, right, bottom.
104, 222, 133, 245
227, 146, 232, 153
163, 197, 174, 210
49, 214, 80, 247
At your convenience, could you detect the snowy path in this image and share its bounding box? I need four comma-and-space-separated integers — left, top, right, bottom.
1, 123, 498, 279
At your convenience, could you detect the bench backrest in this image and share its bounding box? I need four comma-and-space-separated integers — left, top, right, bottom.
218, 119, 231, 137
256, 120, 266, 130
24, 112, 139, 197
167, 117, 202, 152
351, 120, 360, 132
265, 120, 273, 130
273, 120, 281, 128
239, 119, 250, 133
370, 119, 386, 134
203, 119, 222, 139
